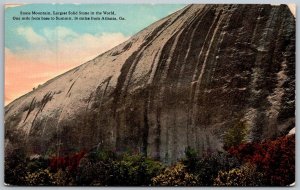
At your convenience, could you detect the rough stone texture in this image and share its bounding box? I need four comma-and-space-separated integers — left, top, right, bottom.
5, 4, 295, 163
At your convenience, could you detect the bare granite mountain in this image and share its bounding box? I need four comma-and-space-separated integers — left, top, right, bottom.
5, 4, 295, 163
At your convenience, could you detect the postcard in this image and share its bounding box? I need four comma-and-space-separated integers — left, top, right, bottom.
4, 4, 295, 186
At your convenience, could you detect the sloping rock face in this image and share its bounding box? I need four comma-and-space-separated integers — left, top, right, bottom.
5, 4, 295, 163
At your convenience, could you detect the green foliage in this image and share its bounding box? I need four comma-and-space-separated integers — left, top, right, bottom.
87, 149, 117, 162
77, 151, 164, 186
152, 162, 198, 186
26, 158, 49, 173
224, 121, 248, 149
184, 146, 198, 170
213, 163, 265, 186
108, 154, 164, 186
76, 150, 115, 185
184, 151, 240, 186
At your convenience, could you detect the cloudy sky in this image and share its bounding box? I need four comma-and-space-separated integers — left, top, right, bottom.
5, 4, 185, 105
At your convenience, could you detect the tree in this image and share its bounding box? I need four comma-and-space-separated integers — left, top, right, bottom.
224, 121, 248, 149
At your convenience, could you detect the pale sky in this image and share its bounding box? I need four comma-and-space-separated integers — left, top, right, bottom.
5, 4, 185, 105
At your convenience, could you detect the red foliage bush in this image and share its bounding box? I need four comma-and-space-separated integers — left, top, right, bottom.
49, 150, 86, 172
228, 135, 295, 186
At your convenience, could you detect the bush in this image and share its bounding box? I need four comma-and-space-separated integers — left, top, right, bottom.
213, 163, 265, 186
26, 157, 49, 173
77, 151, 163, 186
5, 147, 28, 185
52, 169, 75, 186
24, 169, 54, 185
108, 154, 163, 186
152, 162, 198, 186
224, 121, 248, 149
49, 150, 86, 172
228, 135, 295, 186
76, 150, 117, 185
184, 146, 198, 172
184, 151, 240, 186
77, 157, 115, 185
5, 134, 294, 186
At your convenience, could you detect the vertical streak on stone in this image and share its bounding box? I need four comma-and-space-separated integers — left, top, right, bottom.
147, 49, 162, 84
161, 30, 184, 163
188, 6, 223, 149
156, 107, 161, 160
250, 6, 264, 44
195, 10, 224, 87
265, 5, 295, 137
169, 5, 210, 162
179, 5, 215, 148
159, 6, 206, 161
182, 6, 210, 65
187, 5, 217, 147
144, 6, 204, 160
113, 6, 193, 154
148, 8, 203, 162
204, 5, 236, 86
123, 5, 193, 94
147, 36, 180, 160
194, 5, 235, 152
242, 5, 264, 136
95, 77, 112, 148
190, 7, 219, 75
142, 89, 150, 155
265, 8, 286, 138
249, 6, 280, 141
148, 38, 175, 160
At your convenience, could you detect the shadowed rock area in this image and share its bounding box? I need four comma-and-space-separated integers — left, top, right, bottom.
5, 4, 295, 163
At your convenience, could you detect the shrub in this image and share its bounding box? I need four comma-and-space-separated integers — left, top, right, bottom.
4, 147, 28, 185
152, 162, 198, 186
77, 151, 164, 186
224, 121, 248, 149
228, 134, 295, 186
26, 157, 49, 173
107, 154, 164, 186
77, 157, 114, 185
76, 150, 117, 185
184, 151, 240, 186
213, 163, 265, 186
24, 169, 54, 185
52, 169, 75, 186
184, 146, 198, 171
49, 150, 86, 172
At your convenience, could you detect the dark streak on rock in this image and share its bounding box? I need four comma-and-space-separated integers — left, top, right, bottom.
66, 80, 76, 96
23, 97, 36, 123
29, 92, 53, 134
